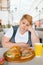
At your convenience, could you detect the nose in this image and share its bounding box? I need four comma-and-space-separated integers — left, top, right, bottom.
23, 25, 27, 30
23, 25, 26, 29
23, 24, 26, 27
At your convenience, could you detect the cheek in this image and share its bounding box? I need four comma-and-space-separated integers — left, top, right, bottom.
25, 26, 28, 30
25, 27, 28, 30
20, 23, 23, 27
21, 24, 23, 28
21, 24, 24, 28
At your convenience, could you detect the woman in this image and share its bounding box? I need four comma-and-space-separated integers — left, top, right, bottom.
2, 14, 40, 48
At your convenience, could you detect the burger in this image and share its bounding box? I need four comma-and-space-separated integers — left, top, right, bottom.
4, 46, 21, 62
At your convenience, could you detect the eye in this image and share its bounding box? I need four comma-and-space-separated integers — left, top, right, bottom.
26, 24, 29, 26
22, 22, 25, 24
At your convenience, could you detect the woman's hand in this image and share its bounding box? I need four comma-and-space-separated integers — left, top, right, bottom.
16, 42, 30, 48
15, 43, 30, 52
27, 25, 40, 45
28, 25, 33, 32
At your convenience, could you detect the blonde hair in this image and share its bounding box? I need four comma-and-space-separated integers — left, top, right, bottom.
21, 14, 32, 25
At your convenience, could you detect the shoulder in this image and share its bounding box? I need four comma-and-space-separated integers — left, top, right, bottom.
7, 26, 13, 33
4, 26, 13, 38
12, 25, 19, 30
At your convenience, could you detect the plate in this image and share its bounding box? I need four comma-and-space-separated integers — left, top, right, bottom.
3, 46, 35, 63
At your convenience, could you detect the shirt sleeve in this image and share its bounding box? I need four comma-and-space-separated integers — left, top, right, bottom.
4, 26, 13, 38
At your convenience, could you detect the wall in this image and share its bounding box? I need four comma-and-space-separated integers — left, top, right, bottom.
0, 11, 8, 25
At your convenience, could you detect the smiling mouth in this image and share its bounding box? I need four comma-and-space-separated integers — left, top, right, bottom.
22, 28, 25, 31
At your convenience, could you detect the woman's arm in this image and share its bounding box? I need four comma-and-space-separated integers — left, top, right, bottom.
2, 36, 15, 48
2, 26, 17, 48
28, 25, 40, 46
31, 29, 40, 46
2, 36, 29, 48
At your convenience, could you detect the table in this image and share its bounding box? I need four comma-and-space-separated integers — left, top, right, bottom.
35, 27, 43, 43
35, 27, 43, 31
35, 27, 43, 41
0, 48, 43, 65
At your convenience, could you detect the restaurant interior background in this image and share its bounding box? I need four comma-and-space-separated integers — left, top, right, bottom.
0, 0, 43, 47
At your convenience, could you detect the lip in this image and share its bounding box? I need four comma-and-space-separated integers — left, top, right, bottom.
22, 27, 25, 30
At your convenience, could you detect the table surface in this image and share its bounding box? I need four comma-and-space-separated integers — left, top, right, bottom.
35, 27, 43, 31
0, 48, 43, 65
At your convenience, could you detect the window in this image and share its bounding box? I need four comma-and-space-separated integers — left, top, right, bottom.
0, 0, 10, 11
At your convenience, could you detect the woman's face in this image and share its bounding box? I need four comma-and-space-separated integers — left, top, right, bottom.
19, 19, 30, 33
